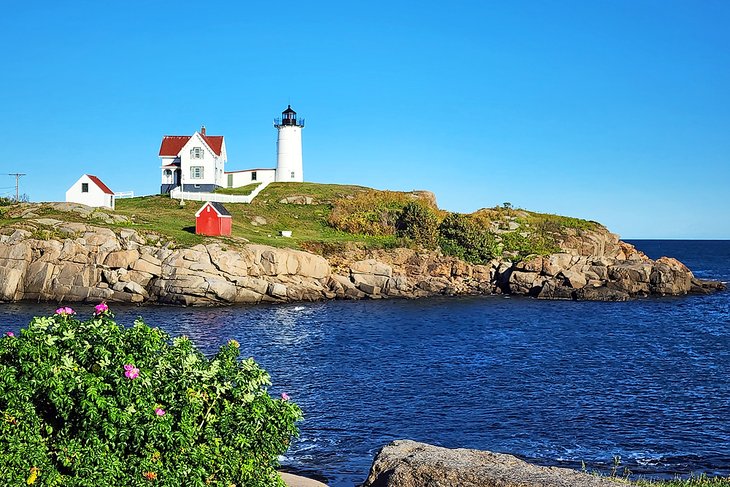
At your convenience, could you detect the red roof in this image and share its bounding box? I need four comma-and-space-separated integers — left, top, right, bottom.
203, 135, 223, 155
86, 175, 114, 195
159, 133, 224, 157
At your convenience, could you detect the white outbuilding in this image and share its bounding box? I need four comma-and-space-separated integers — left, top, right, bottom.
65, 174, 116, 209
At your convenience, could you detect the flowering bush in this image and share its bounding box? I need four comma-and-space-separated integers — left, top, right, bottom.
0, 306, 302, 486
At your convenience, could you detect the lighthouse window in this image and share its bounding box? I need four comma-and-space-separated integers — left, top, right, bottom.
190, 166, 204, 179
290, 171, 295, 179
251, 171, 257, 181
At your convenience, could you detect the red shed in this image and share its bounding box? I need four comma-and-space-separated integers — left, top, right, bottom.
195, 202, 232, 236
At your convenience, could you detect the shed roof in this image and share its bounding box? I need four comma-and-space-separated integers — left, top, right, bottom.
195, 201, 232, 218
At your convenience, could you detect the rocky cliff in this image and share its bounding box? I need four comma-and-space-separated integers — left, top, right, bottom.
0, 218, 723, 305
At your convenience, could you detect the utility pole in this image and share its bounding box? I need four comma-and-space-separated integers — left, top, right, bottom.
8, 173, 26, 202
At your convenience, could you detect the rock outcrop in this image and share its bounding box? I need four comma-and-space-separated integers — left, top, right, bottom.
0, 221, 334, 305
0, 219, 723, 305
361, 440, 622, 487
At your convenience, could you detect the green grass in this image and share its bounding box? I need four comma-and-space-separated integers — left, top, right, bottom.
634, 477, 730, 486
110, 183, 396, 249
113, 195, 211, 246
584, 459, 730, 486
214, 182, 261, 195
0, 182, 608, 255
520, 211, 600, 232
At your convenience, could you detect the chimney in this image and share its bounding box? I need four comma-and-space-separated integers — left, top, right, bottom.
201, 125, 206, 136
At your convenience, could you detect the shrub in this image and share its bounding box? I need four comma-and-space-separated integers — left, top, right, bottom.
0, 306, 301, 487
327, 190, 412, 236
395, 202, 439, 249
438, 213, 499, 264
498, 231, 560, 261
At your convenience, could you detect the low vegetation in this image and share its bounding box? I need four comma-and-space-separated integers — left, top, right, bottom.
0, 183, 604, 261
214, 182, 261, 195
637, 477, 730, 486
586, 457, 730, 486
0, 306, 301, 486
327, 189, 422, 236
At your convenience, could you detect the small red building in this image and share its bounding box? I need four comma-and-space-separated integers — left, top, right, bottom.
195, 202, 232, 236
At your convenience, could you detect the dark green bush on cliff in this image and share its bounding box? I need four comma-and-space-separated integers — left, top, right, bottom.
0, 306, 301, 486
396, 202, 439, 249
438, 213, 499, 264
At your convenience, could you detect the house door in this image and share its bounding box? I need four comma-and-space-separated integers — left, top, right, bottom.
174, 169, 181, 186
227, 174, 233, 188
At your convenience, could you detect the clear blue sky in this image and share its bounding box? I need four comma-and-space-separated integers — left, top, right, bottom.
2, 1, 728, 238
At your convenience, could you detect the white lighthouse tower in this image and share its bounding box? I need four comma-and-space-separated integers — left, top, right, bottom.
274, 105, 304, 182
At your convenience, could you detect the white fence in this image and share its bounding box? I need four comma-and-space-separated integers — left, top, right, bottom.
114, 191, 135, 198
169, 181, 270, 204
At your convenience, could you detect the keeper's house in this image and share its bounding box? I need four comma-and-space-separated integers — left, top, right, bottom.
159, 126, 227, 194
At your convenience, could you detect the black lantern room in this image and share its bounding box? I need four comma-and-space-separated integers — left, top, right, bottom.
274, 105, 304, 127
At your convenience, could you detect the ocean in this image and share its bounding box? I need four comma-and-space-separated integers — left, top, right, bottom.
1, 240, 729, 486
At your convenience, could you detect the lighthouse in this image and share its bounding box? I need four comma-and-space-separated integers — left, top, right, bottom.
274, 105, 304, 182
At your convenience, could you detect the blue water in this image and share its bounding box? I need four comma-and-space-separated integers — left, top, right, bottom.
1, 240, 729, 486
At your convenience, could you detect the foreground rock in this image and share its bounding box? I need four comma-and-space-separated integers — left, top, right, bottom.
361, 440, 623, 487
0, 218, 724, 305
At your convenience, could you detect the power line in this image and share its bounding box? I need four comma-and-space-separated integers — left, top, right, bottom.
7, 173, 26, 201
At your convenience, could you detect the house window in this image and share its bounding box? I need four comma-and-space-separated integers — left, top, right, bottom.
82, 183, 89, 193
290, 171, 295, 179
251, 171, 257, 181
190, 147, 204, 159
190, 166, 204, 179
163, 169, 172, 183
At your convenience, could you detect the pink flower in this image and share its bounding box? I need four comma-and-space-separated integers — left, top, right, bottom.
124, 364, 140, 380
5, 331, 14, 337
281, 393, 290, 401
154, 408, 166, 416
55, 307, 75, 316
94, 302, 109, 315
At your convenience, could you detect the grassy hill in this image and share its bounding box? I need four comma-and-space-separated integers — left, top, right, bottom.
114, 183, 392, 248
0, 183, 603, 261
